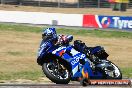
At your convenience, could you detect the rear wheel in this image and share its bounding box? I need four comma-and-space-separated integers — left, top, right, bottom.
42, 59, 71, 84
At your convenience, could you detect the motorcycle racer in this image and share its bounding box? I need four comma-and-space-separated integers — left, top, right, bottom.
37, 27, 73, 64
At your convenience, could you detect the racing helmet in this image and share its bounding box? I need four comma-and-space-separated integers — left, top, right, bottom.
42, 27, 57, 40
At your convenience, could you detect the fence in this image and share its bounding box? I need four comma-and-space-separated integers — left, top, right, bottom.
0, 0, 132, 8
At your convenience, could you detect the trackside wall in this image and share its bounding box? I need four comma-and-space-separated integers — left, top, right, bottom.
0, 10, 82, 27
0, 10, 131, 30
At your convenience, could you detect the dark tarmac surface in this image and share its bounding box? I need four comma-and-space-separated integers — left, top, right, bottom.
0, 83, 131, 88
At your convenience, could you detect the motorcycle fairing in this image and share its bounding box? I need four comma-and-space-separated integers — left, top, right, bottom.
50, 45, 103, 78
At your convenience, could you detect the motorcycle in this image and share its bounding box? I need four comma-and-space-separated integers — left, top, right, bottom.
37, 39, 122, 84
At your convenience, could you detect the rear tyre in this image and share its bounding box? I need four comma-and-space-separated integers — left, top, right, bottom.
42, 59, 71, 84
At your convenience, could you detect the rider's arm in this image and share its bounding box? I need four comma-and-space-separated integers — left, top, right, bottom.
37, 40, 52, 59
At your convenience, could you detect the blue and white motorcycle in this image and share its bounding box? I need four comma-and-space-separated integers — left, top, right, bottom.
37, 39, 122, 84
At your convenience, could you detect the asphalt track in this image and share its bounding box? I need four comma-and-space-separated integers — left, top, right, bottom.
0, 79, 131, 88
0, 80, 131, 88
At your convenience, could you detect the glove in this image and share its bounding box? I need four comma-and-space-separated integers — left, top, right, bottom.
56, 35, 67, 45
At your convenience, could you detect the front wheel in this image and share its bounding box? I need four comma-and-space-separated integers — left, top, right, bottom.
42, 59, 71, 84
105, 61, 122, 79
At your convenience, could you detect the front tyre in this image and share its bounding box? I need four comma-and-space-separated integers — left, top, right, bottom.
42, 60, 71, 84
105, 61, 122, 79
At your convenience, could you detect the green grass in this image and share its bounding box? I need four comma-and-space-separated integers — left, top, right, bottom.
6, 51, 35, 56
0, 23, 132, 39
0, 70, 43, 80
0, 24, 41, 33
121, 68, 132, 78
7, 51, 24, 56
58, 28, 132, 39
